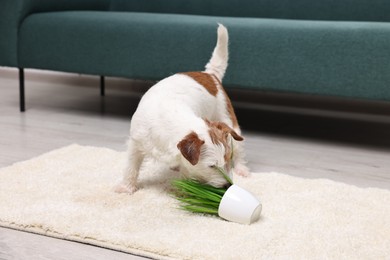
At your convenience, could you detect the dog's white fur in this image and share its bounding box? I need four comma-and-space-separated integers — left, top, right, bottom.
116, 24, 249, 194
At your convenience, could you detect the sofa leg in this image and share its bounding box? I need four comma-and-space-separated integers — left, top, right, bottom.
19, 68, 25, 112
100, 76, 105, 96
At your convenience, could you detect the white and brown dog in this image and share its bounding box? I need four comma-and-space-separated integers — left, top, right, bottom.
116, 24, 249, 194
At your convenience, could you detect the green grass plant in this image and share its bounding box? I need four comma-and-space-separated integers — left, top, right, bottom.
171, 166, 233, 215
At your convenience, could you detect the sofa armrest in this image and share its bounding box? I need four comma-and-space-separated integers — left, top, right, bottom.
0, 0, 110, 67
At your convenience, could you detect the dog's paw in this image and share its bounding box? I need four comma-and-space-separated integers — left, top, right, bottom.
233, 164, 251, 177
114, 183, 138, 194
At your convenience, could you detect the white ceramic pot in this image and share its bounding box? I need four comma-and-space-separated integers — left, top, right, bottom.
218, 184, 262, 224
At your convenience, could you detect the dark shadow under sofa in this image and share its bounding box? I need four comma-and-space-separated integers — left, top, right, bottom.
1, 0, 390, 111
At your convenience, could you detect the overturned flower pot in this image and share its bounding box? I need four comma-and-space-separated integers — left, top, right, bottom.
218, 184, 262, 224
172, 175, 262, 225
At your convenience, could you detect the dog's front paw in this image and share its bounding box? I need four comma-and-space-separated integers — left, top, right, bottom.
233, 164, 251, 177
114, 183, 138, 194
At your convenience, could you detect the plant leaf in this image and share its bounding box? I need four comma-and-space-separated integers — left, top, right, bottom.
171, 178, 229, 215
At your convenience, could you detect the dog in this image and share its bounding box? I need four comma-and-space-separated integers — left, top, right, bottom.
115, 24, 249, 194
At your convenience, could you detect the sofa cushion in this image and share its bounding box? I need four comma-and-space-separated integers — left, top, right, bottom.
0, 0, 109, 67
19, 11, 217, 80
19, 11, 390, 100
110, 0, 390, 22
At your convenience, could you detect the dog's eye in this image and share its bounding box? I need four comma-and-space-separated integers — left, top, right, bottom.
209, 165, 216, 169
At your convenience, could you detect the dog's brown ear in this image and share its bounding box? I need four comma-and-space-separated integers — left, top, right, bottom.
214, 121, 244, 141
228, 128, 244, 141
204, 119, 244, 142
177, 132, 205, 165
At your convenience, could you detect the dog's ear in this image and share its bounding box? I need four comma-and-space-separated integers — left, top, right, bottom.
228, 128, 244, 141
177, 132, 205, 165
207, 120, 244, 141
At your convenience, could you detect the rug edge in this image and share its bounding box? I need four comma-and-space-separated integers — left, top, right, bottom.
1, 144, 124, 170
0, 222, 176, 260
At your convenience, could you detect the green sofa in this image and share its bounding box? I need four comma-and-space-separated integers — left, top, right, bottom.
1, 0, 390, 111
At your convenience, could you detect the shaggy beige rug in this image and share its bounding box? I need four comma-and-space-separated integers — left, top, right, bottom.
0, 144, 389, 259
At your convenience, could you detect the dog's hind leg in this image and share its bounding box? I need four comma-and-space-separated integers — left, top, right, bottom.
115, 139, 144, 194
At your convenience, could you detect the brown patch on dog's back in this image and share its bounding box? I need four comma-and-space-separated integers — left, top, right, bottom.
222, 89, 239, 128
212, 76, 239, 128
182, 72, 239, 128
181, 72, 218, 96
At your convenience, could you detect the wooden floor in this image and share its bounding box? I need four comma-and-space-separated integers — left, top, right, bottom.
1, 67, 389, 259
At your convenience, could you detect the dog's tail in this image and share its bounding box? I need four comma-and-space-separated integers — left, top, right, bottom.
205, 24, 229, 81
